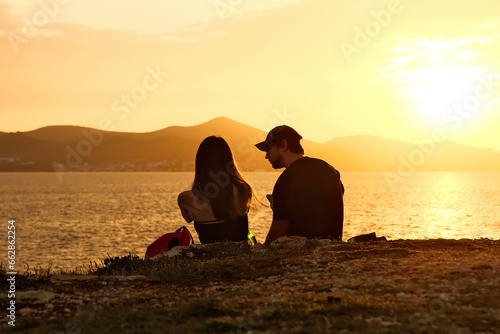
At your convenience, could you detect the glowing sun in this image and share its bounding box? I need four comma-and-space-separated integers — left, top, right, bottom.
405, 67, 477, 119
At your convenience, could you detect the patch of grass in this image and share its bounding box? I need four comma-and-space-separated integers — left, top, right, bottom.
452, 274, 500, 309
455, 312, 500, 332
268, 296, 316, 321
185, 242, 250, 259
88, 243, 291, 284
294, 316, 373, 334
183, 297, 237, 317
4, 317, 49, 333
103, 253, 143, 274
23, 263, 54, 282
235, 293, 419, 334
0, 262, 56, 289
197, 318, 239, 333
10, 303, 238, 334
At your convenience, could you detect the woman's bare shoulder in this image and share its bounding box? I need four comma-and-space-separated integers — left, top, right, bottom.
178, 189, 209, 206
178, 190, 196, 204
178, 190, 193, 198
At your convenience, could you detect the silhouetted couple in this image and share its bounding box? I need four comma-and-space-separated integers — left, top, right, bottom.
178, 125, 345, 248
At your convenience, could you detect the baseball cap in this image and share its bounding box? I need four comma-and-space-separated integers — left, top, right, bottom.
255, 125, 303, 151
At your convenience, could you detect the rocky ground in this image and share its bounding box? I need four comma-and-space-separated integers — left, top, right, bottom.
2, 238, 500, 333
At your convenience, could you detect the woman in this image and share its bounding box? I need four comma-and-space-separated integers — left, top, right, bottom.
177, 136, 257, 244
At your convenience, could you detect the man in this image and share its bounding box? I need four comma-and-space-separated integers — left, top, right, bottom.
255, 125, 344, 247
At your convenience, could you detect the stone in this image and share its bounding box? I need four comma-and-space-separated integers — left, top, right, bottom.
316, 243, 344, 253
99, 275, 149, 282
316, 239, 336, 246
151, 243, 209, 260
186, 244, 208, 250
51, 274, 99, 282
19, 308, 37, 316
269, 236, 308, 250
446, 265, 472, 274
17, 291, 59, 302
153, 246, 183, 258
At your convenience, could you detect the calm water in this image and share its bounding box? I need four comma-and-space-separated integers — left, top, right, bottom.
1, 172, 499, 271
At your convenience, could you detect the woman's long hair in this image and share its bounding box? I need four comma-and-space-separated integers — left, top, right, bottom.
192, 136, 255, 221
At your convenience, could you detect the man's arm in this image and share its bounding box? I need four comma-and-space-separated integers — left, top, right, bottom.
263, 219, 290, 247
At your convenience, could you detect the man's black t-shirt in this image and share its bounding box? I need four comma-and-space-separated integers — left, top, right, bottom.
272, 157, 344, 240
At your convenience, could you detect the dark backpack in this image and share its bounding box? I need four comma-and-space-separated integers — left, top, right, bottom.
145, 226, 194, 259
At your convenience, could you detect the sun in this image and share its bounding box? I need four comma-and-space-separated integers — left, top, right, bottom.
405, 67, 477, 119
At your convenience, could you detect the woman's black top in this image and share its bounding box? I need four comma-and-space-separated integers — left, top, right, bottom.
194, 214, 248, 244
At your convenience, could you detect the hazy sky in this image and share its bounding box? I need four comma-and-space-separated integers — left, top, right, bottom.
1, 0, 500, 150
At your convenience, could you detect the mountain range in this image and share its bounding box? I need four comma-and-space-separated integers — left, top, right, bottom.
1, 117, 500, 172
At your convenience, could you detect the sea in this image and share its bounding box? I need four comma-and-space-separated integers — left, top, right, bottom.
1, 171, 499, 271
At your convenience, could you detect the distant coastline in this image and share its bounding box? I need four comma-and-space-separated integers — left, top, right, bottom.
2, 117, 500, 172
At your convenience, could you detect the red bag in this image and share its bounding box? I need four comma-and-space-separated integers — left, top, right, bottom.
145, 226, 194, 259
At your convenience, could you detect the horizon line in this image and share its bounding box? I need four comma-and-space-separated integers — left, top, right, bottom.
2, 117, 500, 152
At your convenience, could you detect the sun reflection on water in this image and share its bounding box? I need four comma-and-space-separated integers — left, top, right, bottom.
342, 171, 500, 241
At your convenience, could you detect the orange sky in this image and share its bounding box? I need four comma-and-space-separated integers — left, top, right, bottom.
1, 0, 500, 150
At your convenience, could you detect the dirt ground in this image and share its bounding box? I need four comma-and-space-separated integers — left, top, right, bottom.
2, 238, 500, 333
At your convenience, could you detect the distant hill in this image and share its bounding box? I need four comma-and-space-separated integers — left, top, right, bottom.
1, 117, 500, 171
0, 117, 272, 172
